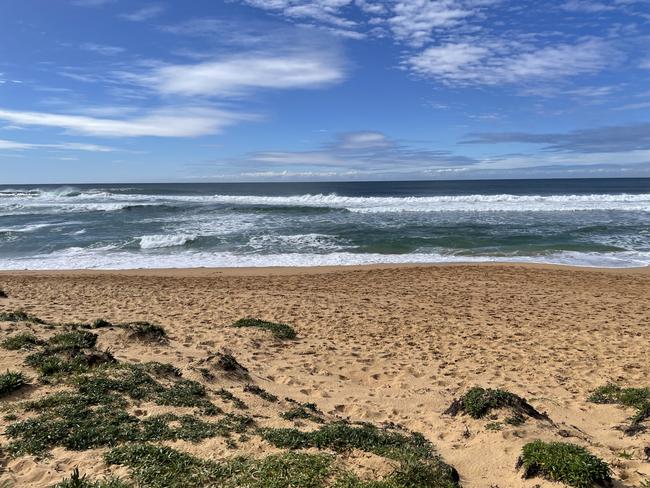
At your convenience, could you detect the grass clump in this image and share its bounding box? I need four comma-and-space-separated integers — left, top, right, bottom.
106, 443, 334, 488
0, 310, 46, 324
280, 402, 323, 423
445, 387, 548, 422
49, 330, 98, 350
54, 468, 130, 488
588, 384, 650, 433
232, 318, 297, 340
1, 332, 44, 350
216, 388, 248, 409
0, 370, 28, 397
90, 318, 113, 329
137, 361, 182, 378
244, 383, 278, 402
516, 440, 611, 488
211, 351, 250, 380
124, 322, 167, 343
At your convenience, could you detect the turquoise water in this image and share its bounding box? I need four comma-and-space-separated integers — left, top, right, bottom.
0, 178, 649, 269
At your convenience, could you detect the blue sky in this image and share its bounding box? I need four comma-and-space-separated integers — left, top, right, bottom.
1, 0, 650, 183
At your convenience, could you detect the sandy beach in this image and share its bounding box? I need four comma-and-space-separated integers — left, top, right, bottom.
1, 263, 649, 487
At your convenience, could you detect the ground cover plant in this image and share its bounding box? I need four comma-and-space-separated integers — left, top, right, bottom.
232, 318, 297, 340
2, 319, 462, 488
445, 387, 549, 422
0, 310, 46, 324
516, 440, 611, 488
588, 384, 650, 434
0, 370, 28, 397
1, 332, 44, 350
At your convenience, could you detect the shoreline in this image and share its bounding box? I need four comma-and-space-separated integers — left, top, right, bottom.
1, 260, 649, 277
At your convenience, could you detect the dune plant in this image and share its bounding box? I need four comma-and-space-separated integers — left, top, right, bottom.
517, 440, 611, 488
232, 318, 297, 340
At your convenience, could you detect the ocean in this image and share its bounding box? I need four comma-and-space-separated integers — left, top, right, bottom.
0, 178, 649, 270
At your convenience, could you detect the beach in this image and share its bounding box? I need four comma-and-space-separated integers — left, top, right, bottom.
1, 263, 649, 487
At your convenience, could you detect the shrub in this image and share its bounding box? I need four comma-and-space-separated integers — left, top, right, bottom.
1, 332, 44, 350
516, 440, 611, 488
0, 310, 46, 324
0, 370, 28, 397
49, 330, 98, 350
445, 387, 548, 421
232, 318, 297, 340
90, 318, 114, 329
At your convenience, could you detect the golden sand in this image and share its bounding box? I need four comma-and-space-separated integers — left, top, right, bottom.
1, 263, 649, 487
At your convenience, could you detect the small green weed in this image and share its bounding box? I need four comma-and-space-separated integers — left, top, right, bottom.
54, 467, 130, 488
0, 370, 28, 397
589, 384, 650, 434
124, 322, 167, 342
0, 310, 46, 324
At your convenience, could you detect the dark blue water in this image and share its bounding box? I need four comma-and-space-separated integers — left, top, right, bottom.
1, 178, 649, 269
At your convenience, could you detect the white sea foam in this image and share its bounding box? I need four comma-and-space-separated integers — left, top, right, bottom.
1, 248, 648, 270
248, 233, 349, 251
139, 234, 197, 249
1, 189, 650, 214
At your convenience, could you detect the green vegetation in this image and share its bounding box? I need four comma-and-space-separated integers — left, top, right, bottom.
260, 421, 459, 487
124, 321, 167, 342
0, 370, 28, 397
588, 384, 650, 433
54, 468, 130, 488
213, 352, 250, 379
244, 383, 278, 402
106, 441, 459, 488
516, 440, 611, 488
232, 318, 297, 340
90, 318, 114, 329
6, 367, 252, 456
445, 387, 548, 422
280, 402, 324, 423
216, 388, 248, 409
0, 310, 46, 324
106, 444, 334, 488
24, 330, 113, 378
1, 332, 44, 350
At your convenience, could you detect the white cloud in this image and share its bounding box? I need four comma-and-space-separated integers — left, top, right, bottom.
388, 0, 475, 47
135, 52, 345, 96
561, 0, 614, 12
121, 4, 165, 21
407, 39, 612, 85
71, 0, 115, 7
80, 43, 125, 56
0, 107, 248, 138
0, 139, 117, 152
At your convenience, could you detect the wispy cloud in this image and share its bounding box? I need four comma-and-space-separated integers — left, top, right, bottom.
120, 4, 165, 22
70, 0, 115, 7
80, 43, 125, 56
0, 107, 249, 138
201, 130, 478, 177
406, 39, 613, 86
463, 122, 650, 153
123, 50, 345, 97
0, 138, 117, 152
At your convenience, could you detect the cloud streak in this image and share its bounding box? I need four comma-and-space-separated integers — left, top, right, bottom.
463, 123, 650, 153
0, 107, 249, 138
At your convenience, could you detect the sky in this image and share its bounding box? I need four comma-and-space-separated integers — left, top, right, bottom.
1, 0, 650, 183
